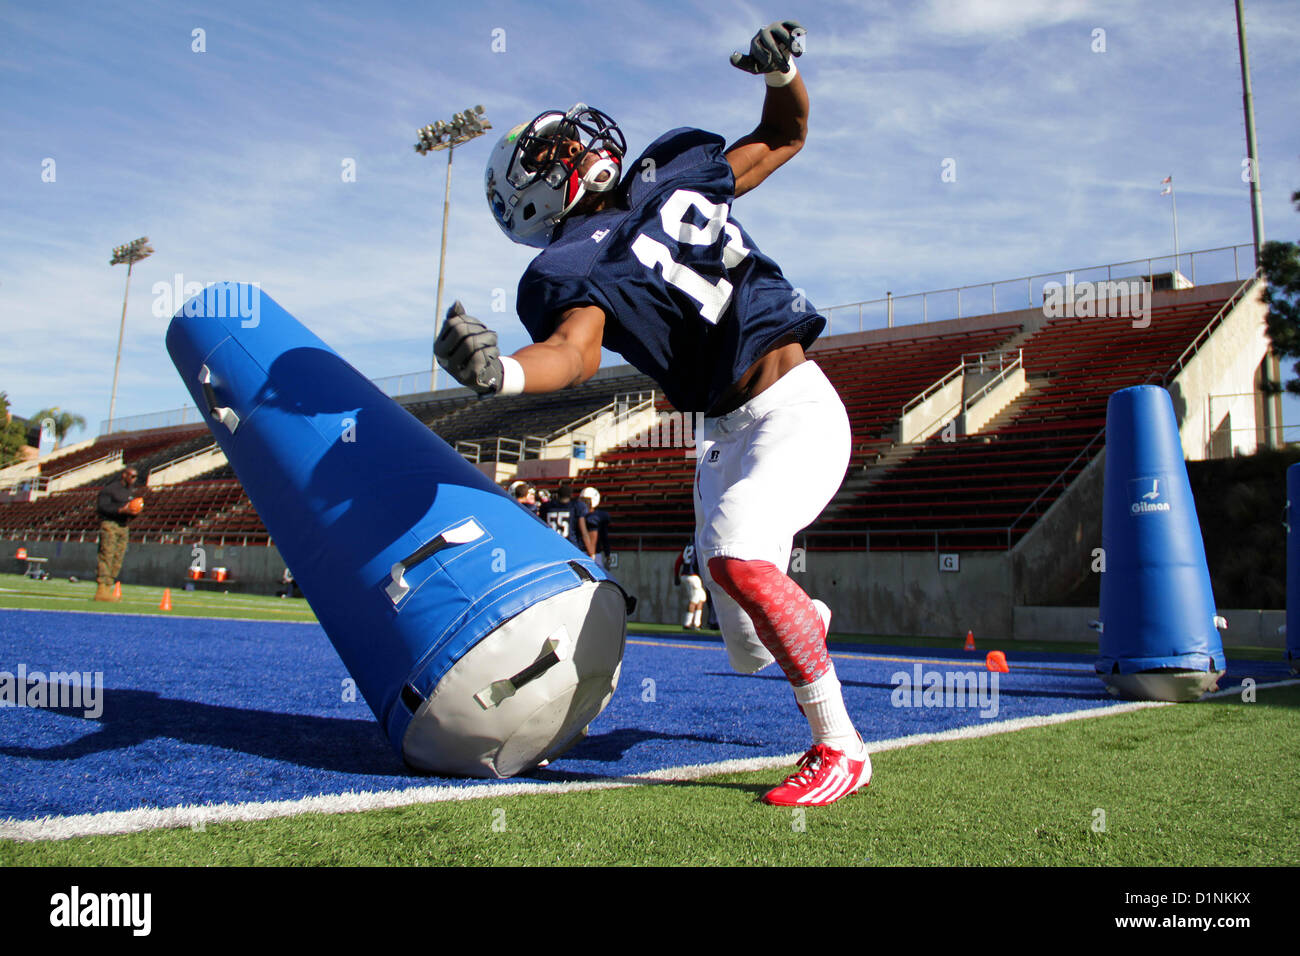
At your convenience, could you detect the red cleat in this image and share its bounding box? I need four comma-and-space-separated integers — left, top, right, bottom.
762, 742, 872, 807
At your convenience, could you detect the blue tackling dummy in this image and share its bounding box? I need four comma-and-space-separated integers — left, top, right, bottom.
166, 284, 629, 777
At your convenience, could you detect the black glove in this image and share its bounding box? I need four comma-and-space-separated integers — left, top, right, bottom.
729, 20, 805, 75
434, 301, 504, 396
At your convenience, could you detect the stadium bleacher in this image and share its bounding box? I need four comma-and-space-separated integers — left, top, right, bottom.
33, 426, 212, 484
428, 369, 659, 455
819, 296, 1229, 550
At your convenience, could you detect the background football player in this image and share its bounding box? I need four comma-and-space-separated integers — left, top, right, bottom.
436, 19, 868, 807
579, 486, 610, 568
539, 481, 593, 556
674, 543, 708, 631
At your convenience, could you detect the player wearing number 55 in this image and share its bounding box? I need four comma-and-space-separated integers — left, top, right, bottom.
437, 19, 868, 807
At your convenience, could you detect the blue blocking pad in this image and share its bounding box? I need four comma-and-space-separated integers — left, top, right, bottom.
166, 284, 628, 777
1097, 385, 1225, 679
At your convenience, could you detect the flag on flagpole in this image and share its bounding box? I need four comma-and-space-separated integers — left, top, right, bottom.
1160, 175, 1172, 196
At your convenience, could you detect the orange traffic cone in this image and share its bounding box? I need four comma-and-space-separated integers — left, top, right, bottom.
112, 581, 122, 601
964, 630, 975, 651
159, 587, 172, 611
986, 650, 1009, 673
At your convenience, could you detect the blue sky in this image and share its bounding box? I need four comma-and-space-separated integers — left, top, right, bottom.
2, 0, 1298, 436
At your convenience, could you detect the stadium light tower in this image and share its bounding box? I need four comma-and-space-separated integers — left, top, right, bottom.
107, 236, 154, 432
416, 104, 492, 392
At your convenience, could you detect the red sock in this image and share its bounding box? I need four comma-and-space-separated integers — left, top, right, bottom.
707, 557, 830, 687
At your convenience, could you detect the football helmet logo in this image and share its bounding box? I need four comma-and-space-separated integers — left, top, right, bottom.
484, 104, 626, 248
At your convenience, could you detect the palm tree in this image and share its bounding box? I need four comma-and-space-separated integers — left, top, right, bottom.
0, 392, 28, 468
30, 407, 87, 446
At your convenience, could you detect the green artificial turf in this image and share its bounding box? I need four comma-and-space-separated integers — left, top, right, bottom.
0, 573, 318, 623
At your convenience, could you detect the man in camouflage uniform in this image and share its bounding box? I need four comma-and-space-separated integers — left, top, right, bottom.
95, 466, 140, 601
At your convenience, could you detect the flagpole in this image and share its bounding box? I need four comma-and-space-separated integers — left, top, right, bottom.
1161, 177, 1180, 279
1170, 180, 1179, 276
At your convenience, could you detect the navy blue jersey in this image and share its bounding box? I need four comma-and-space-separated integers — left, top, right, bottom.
584, 508, 610, 555
516, 128, 825, 413
540, 498, 589, 550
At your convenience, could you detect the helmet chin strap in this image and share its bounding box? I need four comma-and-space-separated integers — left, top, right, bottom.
583, 155, 620, 192
559, 150, 620, 218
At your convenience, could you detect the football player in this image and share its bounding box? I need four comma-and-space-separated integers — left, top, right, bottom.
674, 543, 708, 630
436, 19, 867, 806
579, 487, 610, 567
508, 479, 540, 517
540, 482, 594, 556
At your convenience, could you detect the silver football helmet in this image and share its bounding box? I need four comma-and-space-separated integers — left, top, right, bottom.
484, 104, 626, 248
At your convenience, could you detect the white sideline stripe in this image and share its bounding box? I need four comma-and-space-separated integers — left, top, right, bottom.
5, 677, 1294, 844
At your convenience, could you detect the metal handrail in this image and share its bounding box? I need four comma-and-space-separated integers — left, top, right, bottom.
1161, 271, 1262, 387
44, 449, 123, 479
902, 363, 963, 415
963, 351, 1023, 413
0, 475, 50, 494
542, 391, 657, 443
962, 349, 1022, 373
594, 396, 658, 439
150, 441, 220, 473
99, 405, 207, 436
456, 436, 528, 464
821, 243, 1255, 333
1003, 425, 1107, 547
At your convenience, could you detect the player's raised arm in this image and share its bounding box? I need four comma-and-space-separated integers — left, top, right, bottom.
435, 301, 604, 396
512, 304, 605, 392
725, 19, 810, 199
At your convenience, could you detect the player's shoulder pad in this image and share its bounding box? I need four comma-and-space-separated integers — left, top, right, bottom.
625, 128, 730, 207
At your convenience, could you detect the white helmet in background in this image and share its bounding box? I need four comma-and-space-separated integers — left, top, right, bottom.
484, 104, 625, 248
580, 486, 601, 509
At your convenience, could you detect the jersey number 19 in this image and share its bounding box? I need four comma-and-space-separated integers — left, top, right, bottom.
630, 188, 751, 325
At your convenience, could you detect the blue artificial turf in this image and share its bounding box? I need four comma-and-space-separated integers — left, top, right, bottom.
0, 610, 1290, 821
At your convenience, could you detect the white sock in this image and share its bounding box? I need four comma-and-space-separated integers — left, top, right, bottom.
691, 608, 703, 627
792, 665, 861, 754
683, 611, 693, 627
